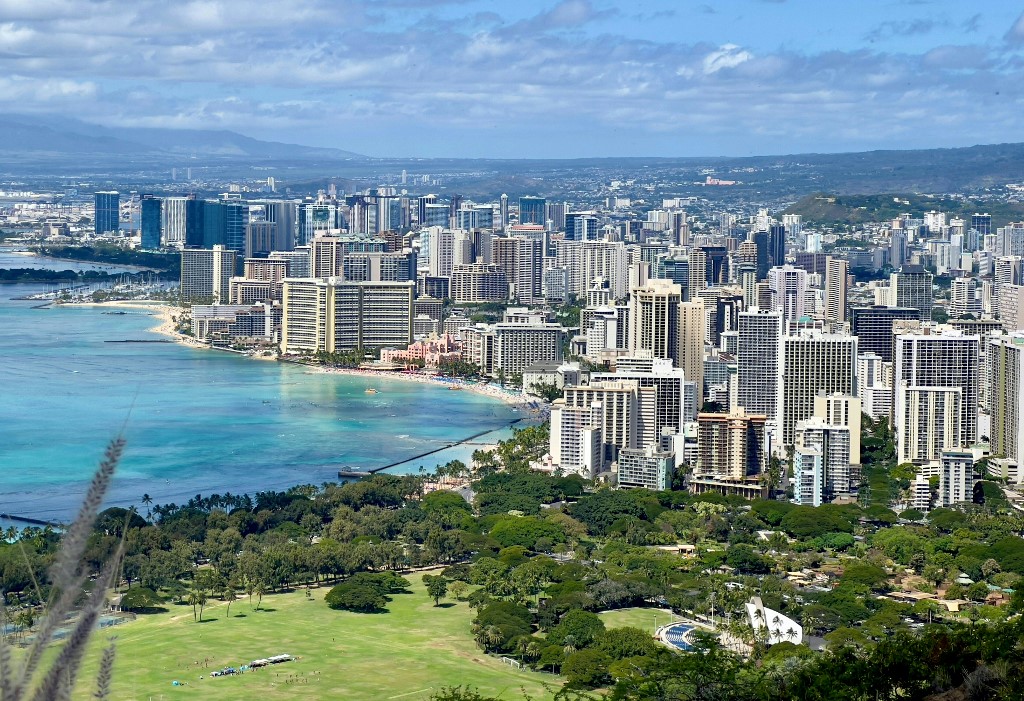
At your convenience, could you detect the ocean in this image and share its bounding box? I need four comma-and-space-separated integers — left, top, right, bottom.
1, 272, 519, 522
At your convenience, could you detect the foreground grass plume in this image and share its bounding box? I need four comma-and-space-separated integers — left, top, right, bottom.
1, 438, 124, 701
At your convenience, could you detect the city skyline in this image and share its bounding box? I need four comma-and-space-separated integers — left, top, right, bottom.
1, 1, 1024, 158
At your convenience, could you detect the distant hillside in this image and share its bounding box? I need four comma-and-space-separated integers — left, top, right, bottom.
785, 193, 1024, 228
0, 114, 364, 164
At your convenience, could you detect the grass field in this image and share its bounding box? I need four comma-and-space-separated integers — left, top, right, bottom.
66, 571, 560, 701
597, 607, 675, 634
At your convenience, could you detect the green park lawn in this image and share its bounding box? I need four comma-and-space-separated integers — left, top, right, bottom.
598, 607, 677, 634
68, 571, 560, 701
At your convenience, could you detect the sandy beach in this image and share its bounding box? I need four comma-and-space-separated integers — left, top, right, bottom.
56, 300, 207, 348
312, 365, 549, 416
55, 299, 551, 418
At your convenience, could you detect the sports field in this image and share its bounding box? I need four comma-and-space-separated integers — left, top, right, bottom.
67, 571, 559, 700
597, 607, 674, 633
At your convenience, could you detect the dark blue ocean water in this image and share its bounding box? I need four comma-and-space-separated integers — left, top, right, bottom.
1, 277, 516, 520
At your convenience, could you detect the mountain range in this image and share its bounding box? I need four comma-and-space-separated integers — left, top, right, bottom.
0, 114, 364, 164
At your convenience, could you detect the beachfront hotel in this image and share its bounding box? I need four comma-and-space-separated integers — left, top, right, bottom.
281, 278, 414, 354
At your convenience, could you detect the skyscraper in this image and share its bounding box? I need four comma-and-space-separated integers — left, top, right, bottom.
264, 200, 298, 251
893, 325, 980, 463
768, 224, 786, 268
161, 197, 188, 247
519, 196, 546, 226
140, 195, 161, 249
737, 309, 783, 420
94, 191, 120, 235
281, 279, 414, 353
777, 330, 858, 445
180, 245, 236, 303
499, 194, 509, 232
825, 257, 849, 323
768, 265, 809, 324
891, 265, 934, 321
679, 300, 706, 409
629, 280, 682, 364
185, 196, 204, 248
493, 236, 543, 303
989, 334, 1024, 476
850, 305, 921, 362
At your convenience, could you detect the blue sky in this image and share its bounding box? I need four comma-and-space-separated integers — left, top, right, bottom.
1, 0, 1024, 158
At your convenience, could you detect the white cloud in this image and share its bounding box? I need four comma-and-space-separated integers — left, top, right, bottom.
702, 44, 753, 74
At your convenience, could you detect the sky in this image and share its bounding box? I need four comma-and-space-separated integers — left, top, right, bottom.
2, 0, 1024, 158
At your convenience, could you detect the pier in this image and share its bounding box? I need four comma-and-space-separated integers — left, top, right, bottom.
0, 513, 63, 528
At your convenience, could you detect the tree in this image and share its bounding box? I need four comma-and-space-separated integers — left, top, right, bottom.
222, 581, 238, 619
548, 609, 606, 648
449, 580, 469, 601
562, 648, 612, 688
424, 575, 449, 606
325, 583, 388, 612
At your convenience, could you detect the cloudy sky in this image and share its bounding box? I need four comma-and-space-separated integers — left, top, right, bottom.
2, 0, 1024, 158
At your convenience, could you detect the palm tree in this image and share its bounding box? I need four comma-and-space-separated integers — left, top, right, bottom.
562, 634, 578, 656
483, 625, 503, 651
222, 583, 238, 619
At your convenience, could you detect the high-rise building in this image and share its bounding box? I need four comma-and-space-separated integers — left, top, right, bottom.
814, 393, 861, 465
94, 191, 120, 235
493, 236, 543, 303
939, 450, 978, 507
989, 334, 1024, 479
140, 195, 161, 249
593, 356, 695, 450
616, 446, 674, 490
793, 416, 853, 505
281, 278, 414, 353
562, 380, 646, 461
777, 330, 858, 445
997, 222, 1024, 257
264, 200, 298, 251
893, 325, 980, 463
298, 201, 342, 244
950, 277, 981, 318
737, 309, 783, 420
768, 224, 786, 268
185, 196, 205, 247
994, 256, 1023, 296
310, 236, 346, 279
850, 305, 921, 362
972, 213, 992, 236
768, 265, 809, 324
691, 407, 768, 499
999, 285, 1024, 331
499, 194, 509, 232
245, 221, 277, 259
896, 386, 963, 465
891, 265, 934, 321
549, 399, 604, 479
825, 257, 849, 323
519, 196, 546, 226
450, 264, 509, 303
180, 245, 236, 303
426, 227, 455, 278
679, 300, 706, 408
161, 196, 188, 247
629, 280, 682, 364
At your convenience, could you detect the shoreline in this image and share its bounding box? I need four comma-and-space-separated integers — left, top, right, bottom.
57, 299, 208, 348
309, 365, 549, 416
57, 297, 550, 416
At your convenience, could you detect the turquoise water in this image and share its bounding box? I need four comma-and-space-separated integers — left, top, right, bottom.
1, 280, 518, 520
0, 248, 146, 274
